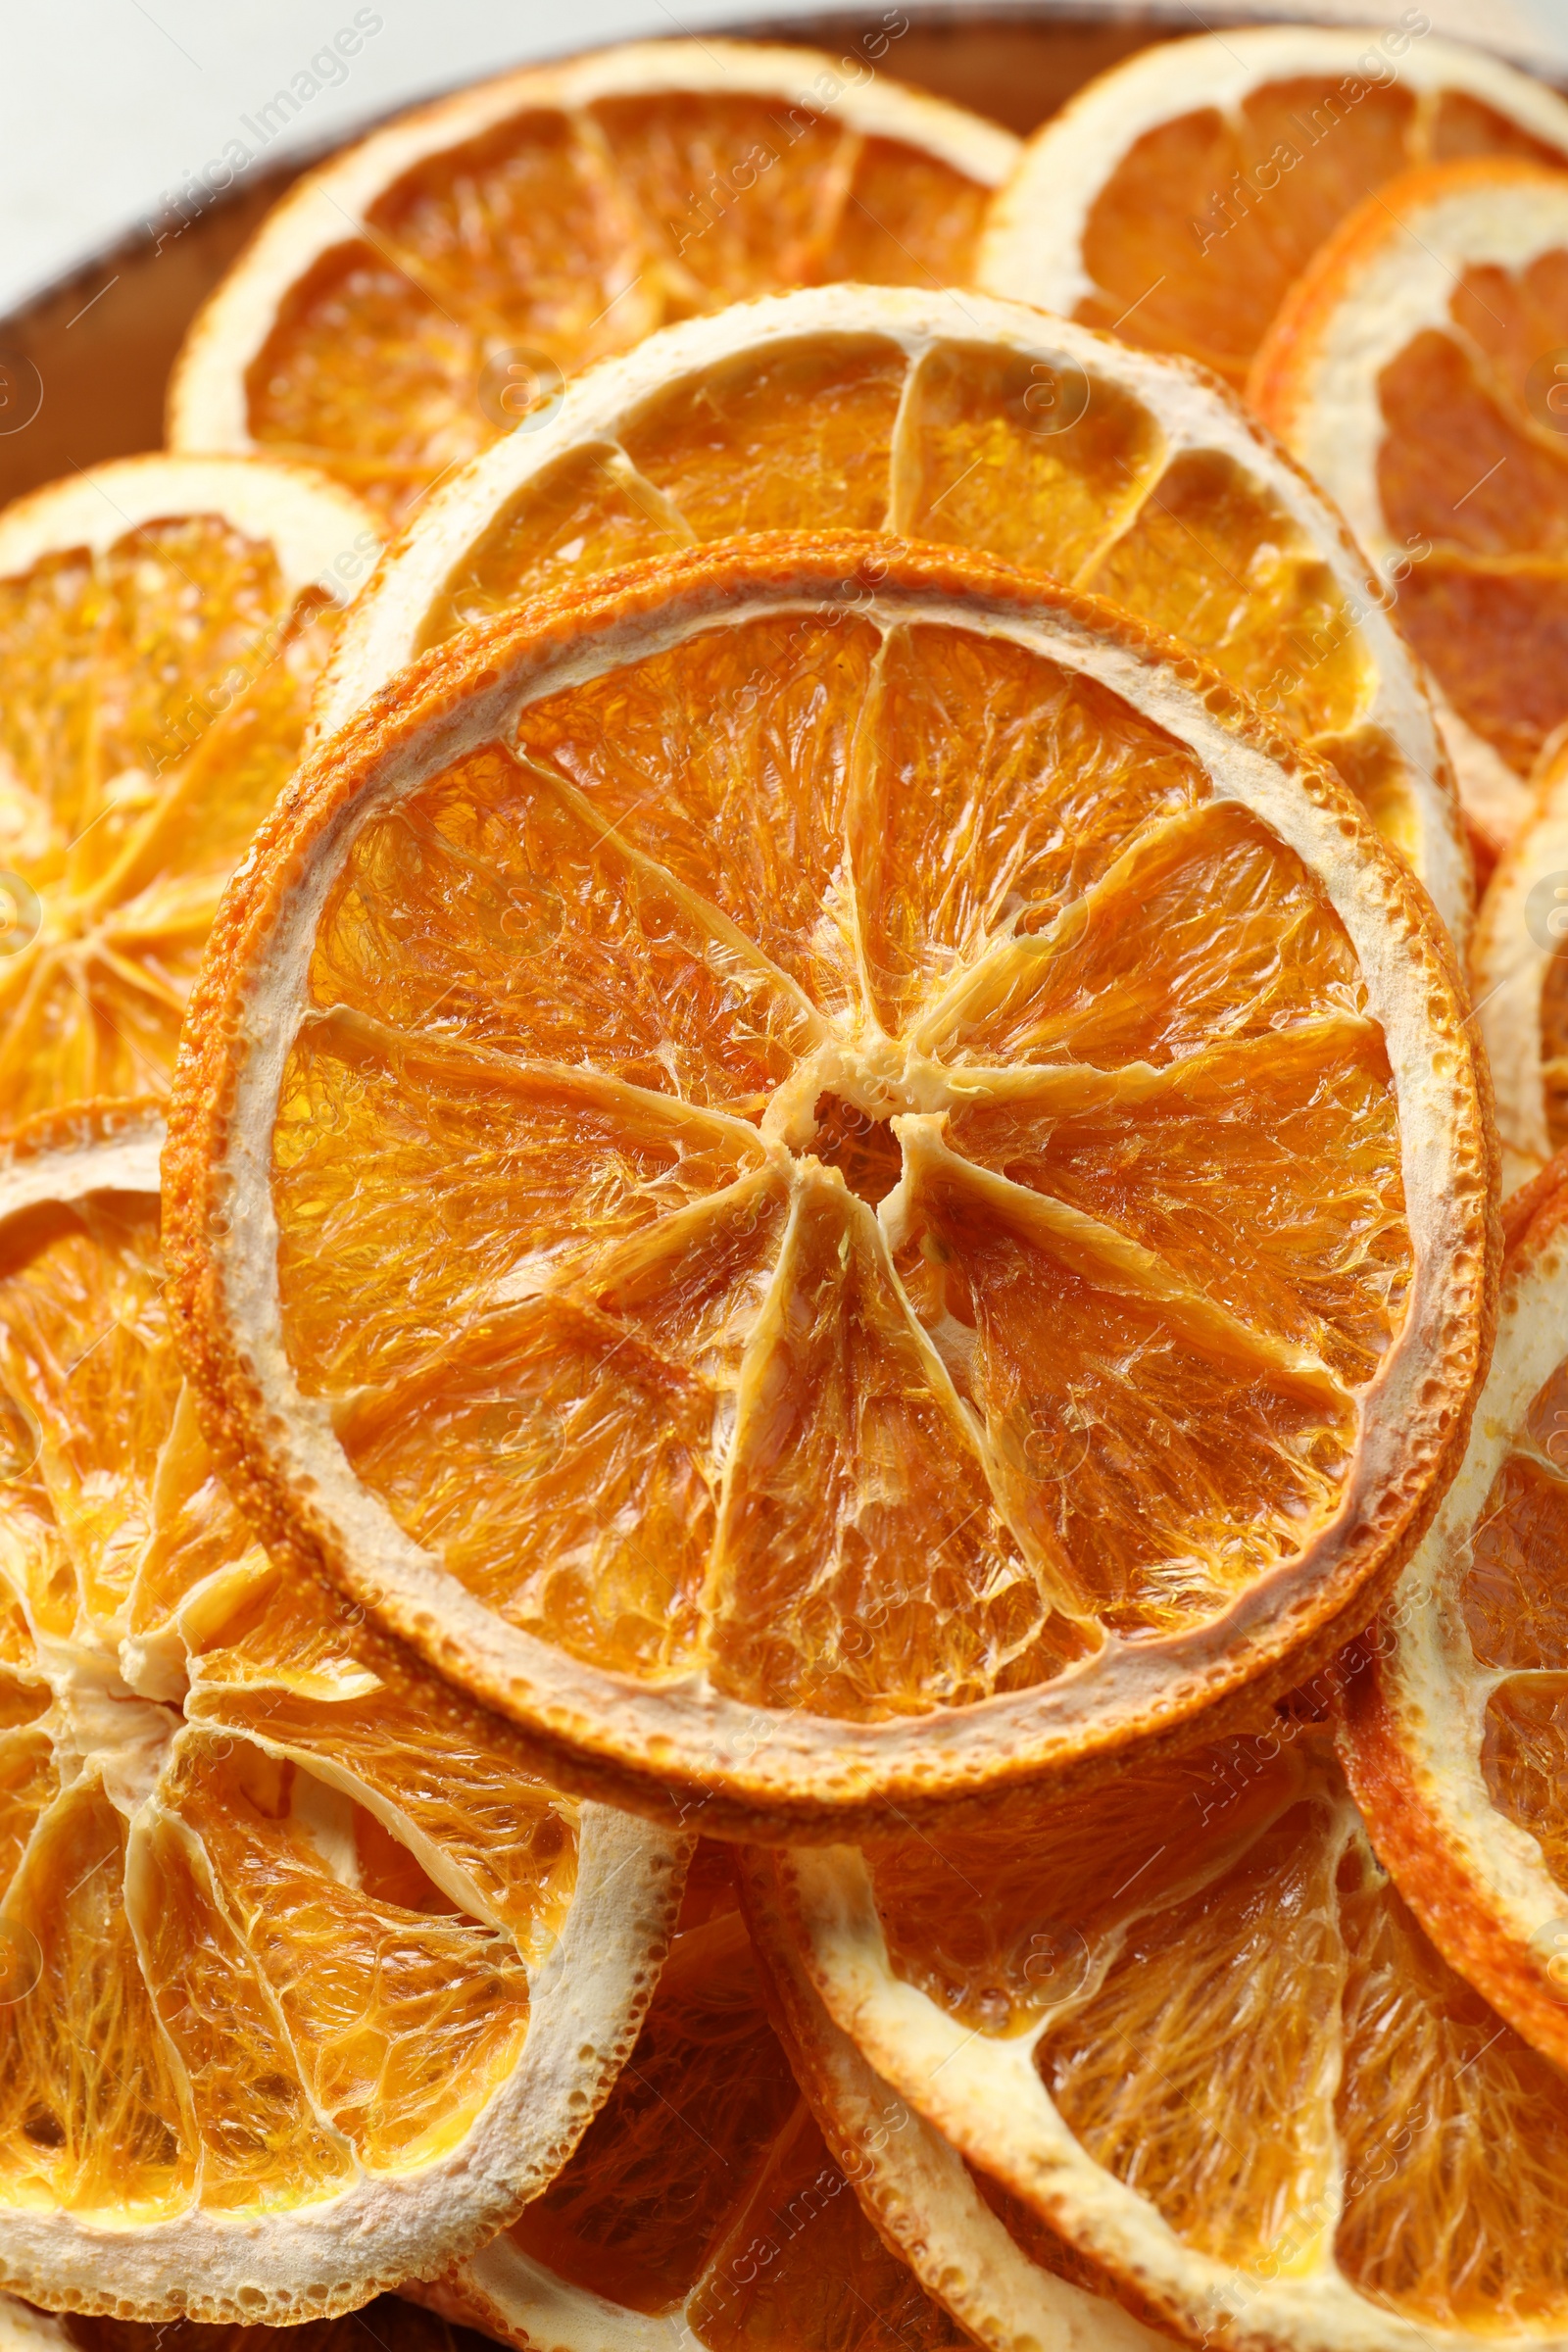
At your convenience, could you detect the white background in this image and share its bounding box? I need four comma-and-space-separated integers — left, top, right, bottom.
3, 0, 1567, 318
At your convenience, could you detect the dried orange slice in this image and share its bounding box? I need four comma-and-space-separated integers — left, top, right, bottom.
0, 1100, 682, 2322
168, 39, 1018, 526
421, 1844, 1065, 2352
0, 456, 380, 1129
740, 1850, 1176, 2352
163, 533, 1494, 1838
760, 1718, 1568, 2350
1252, 159, 1568, 852
1468, 730, 1568, 1190
1343, 1153, 1568, 2072
978, 25, 1568, 392
315, 283, 1471, 945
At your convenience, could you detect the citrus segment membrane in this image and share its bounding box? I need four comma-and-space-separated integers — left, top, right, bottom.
166, 536, 1492, 1834
0, 1103, 683, 2323
977, 26, 1568, 388
1251, 160, 1568, 849
771, 1726, 1568, 2349
315, 285, 1469, 944
430, 1848, 970, 2352
0, 458, 380, 1128
168, 40, 1018, 525
1345, 1158, 1568, 2073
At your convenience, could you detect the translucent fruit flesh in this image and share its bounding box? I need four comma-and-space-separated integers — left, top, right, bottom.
0, 1179, 579, 2255
270, 599, 1410, 1720
1067, 78, 1567, 384
245, 98, 995, 520
0, 517, 340, 1124
471, 1850, 966, 2351
864, 1729, 1568, 2333
1374, 253, 1568, 779
418, 330, 1419, 862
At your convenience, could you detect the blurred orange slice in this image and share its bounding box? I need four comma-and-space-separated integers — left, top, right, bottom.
164, 534, 1492, 1838
168, 39, 1018, 525
0, 456, 380, 1129
1345, 1153, 1568, 2074
1469, 731, 1568, 1190
979, 25, 1568, 392
1252, 159, 1568, 851
0, 1102, 681, 2323
315, 283, 1471, 944
761, 1721, 1568, 2350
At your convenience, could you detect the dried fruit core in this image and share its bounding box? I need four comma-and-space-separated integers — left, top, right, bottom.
807, 1091, 904, 1207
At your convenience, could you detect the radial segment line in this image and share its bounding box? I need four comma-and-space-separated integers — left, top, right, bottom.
297, 1000, 774, 1158
88, 938, 186, 1016
908, 798, 1224, 1058
514, 747, 833, 1043
74, 612, 315, 919
182, 1711, 521, 1948
701, 1168, 1096, 1649
902, 1122, 1350, 1408
103, 875, 228, 943
131, 1796, 357, 2156
593, 444, 700, 545
567, 106, 707, 316
1064, 437, 1176, 592
883, 347, 927, 535
936, 1012, 1385, 1113
844, 622, 895, 1034
558, 1162, 788, 1312
691, 1175, 809, 1657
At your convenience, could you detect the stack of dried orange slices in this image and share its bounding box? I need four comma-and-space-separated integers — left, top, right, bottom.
29, 14, 1568, 2351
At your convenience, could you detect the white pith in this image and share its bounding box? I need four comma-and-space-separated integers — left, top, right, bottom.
976, 27, 1568, 333
1365, 1207, 1568, 2034
1473, 747, 1568, 1189
312, 279, 1468, 948
0, 1112, 686, 2323
167, 37, 1019, 457
199, 565, 1484, 1820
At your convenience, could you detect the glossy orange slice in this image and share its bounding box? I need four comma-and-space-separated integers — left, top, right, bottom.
1345, 1153, 1568, 2074
1252, 158, 1568, 851
162, 534, 1493, 1838
169, 39, 1017, 525
0, 1102, 681, 2322
314, 283, 1470, 945
980, 24, 1568, 391
1468, 730, 1568, 1190
761, 1718, 1568, 2350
